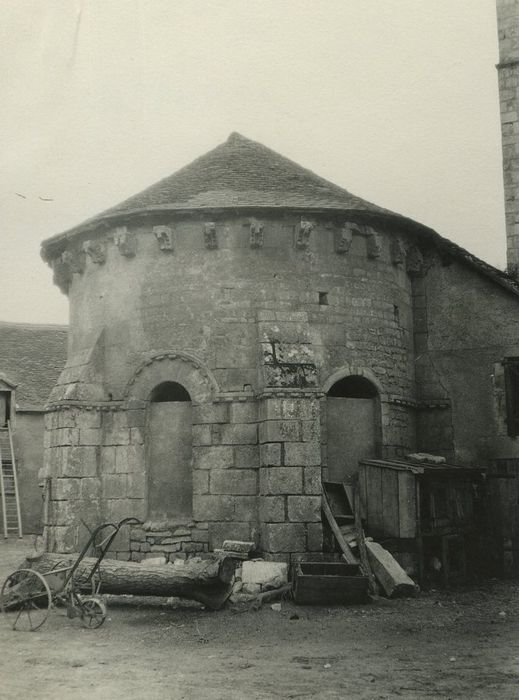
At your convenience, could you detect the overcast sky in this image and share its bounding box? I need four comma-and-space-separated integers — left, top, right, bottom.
0, 0, 505, 325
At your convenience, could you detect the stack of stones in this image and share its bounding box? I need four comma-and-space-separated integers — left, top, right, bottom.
229, 560, 288, 604
129, 522, 209, 562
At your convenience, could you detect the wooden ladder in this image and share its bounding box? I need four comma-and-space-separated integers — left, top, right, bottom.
0, 421, 23, 538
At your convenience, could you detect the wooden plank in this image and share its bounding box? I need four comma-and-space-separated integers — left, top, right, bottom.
321, 488, 358, 565
366, 540, 418, 598
352, 473, 378, 596
381, 468, 399, 537
397, 471, 417, 538
365, 465, 382, 535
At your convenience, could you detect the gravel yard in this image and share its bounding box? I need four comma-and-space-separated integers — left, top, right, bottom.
1, 538, 518, 700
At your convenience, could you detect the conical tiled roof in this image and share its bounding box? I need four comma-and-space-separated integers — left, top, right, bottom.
98, 132, 391, 216
42, 133, 399, 254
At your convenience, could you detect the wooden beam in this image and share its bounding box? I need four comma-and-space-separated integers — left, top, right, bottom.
321, 488, 358, 565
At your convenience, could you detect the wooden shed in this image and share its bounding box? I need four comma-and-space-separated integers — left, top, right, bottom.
359, 458, 489, 585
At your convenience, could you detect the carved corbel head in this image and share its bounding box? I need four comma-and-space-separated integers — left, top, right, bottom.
114, 226, 137, 257
250, 220, 264, 248
153, 225, 174, 251
295, 220, 313, 249
204, 222, 218, 249
82, 239, 107, 264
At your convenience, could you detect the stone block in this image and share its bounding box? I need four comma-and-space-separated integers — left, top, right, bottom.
193, 495, 235, 521
229, 402, 257, 424
54, 427, 80, 447
287, 495, 321, 522
51, 500, 77, 525
307, 522, 323, 552
106, 498, 145, 522
259, 420, 300, 443
131, 528, 146, 542
131, 552, 145, 562
233, 495, 258, 520
130, 427, 145, 445
219, 423, 258, 445
259, 496, 285, 523
52, 477, 81, 501
261, 523, 306, 553
126, 409, 146, 428
260, 467, 303, 495
191, 528, 210, 543
303, 466, 322, 495
284, 442, 321, 466
259, 443, 282, 466
192, 403, 229, 424
192, 425, 212, 446
193, 469, 210, 494
210, 469, 257, 495
193, 446, 234, 470
234, 445, 259, 468
61, 446, 99, 477
259, 399, 283, 421
79, 428, 101, 446
102, 473, 128, 499
301, 420, 320, 442
101, 446, 117, 474
242, 560, 288, 586
81, 477, 100, 500
280, 399, 318, 420
127, 471, 146, 498
241, 582, 261, 595
102, 414, 130, 445
115, 444, 145, 473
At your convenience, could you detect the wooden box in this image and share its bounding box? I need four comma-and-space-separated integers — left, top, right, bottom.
293, 562, 369, 605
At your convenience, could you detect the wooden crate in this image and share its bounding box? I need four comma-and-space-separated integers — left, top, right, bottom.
293, 562, 369, 605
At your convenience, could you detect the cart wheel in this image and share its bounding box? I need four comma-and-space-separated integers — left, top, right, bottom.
0, 569, 52, 631
80, 597, 106, 629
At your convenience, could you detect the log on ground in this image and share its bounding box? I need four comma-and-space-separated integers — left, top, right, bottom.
20, 553, 235, 610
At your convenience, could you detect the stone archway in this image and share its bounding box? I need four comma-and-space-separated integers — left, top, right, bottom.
124, 353, 218, 521
324, 372, 382, 481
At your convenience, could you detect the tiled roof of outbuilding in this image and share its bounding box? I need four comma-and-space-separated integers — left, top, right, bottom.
0, 322, 68, 410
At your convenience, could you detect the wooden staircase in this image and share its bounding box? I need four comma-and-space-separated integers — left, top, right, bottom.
0, 421, 23, 538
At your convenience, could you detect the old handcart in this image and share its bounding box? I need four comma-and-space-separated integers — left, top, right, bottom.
0, 517, 141, 631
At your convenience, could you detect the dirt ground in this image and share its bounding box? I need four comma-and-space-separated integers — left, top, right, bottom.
1, 538, 519, 700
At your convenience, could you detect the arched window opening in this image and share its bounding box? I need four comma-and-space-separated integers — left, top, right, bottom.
326, 374, 380, 481
150, 381, 191, 403
327, 375, 378, 399
147, 381, 193, 520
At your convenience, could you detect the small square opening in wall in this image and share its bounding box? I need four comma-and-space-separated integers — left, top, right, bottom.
319, 292, 329, 306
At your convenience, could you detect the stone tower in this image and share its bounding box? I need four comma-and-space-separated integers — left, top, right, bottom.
497, 0, 519, 274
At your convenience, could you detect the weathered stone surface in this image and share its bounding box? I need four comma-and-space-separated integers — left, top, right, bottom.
260, 467, 303, 495
287, 495, 321, 522
259, 443, 282, 466
193, 495, 235, 521
259, 495, 285, 523
210, 469, 257, 495
242, 560, 288, 586
261, 523, 306, 553
259, 420, 301, 443
218, 423, 258, 445
233, 445, 259, 468
284, 442, 321, 466
193, 446, 234, 470
307, 522, 323, 551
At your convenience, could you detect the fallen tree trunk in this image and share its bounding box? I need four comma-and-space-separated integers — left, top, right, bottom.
21, 553, 235, 610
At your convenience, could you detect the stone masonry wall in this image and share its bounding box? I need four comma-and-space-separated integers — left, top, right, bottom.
497, 0, 519, 273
